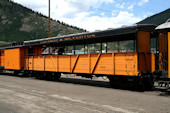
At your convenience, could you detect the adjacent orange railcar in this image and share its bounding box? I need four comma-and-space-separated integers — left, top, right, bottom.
0, 50, 4, 67
4, 48, 25, 70
154, 19, 170, 90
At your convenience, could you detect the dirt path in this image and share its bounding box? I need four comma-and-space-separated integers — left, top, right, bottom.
0, 74, 169, 113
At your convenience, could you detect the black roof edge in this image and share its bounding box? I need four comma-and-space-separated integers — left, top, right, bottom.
155, 28, 170, 33
0, 42, 24, 50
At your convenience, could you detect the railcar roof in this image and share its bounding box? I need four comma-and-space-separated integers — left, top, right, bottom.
0, 42, 24, 49
0, 24, 156, 49
24, 24, 156, 46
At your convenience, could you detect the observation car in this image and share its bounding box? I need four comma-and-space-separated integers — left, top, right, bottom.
0, 24, 158, 89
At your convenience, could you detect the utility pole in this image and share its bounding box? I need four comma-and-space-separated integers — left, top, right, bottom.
48, 0, 51, 55
48, 0, 51, 38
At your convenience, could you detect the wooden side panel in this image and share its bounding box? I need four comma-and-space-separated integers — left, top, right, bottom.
33, 56, 44, 71
0, 51, 1, 66
25, 57, 29, 70
137, 31, 150, 52
158, 33, 168, 70
58, 55, 71, 72
138, 53, 148, 73
45, 56, 57, 72
138, 53, 155, 73
114, 53, 138, 76
20, 47, 27, 69
125, 53, 138, 75
114, 54, 126, 75
26, 53, 139, 76
0, 56, 5, 66
72, 53, 138, 76
28, 57, 33, 70
159, 53, 163, 70
4, 48, 21, 70
159, 33, 168, 53
151, 53, 155, 72
90, 54, 98, 73
71, 55, 77, 71
0, 50, 5, 66
93, 54, 113, 75
73, 54, 89, 73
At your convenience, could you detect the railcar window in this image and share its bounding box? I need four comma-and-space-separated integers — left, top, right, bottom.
119, 40, 135, 52
43, 40, 136, 56
57, 47, 65, 55
107, 42, 119, 53
150, 32, 158, 53
74, 45, 85, 54
93, 43, 101, 53
86, 43, 101, 54
107, 40, 135, 53
42, 47, 49, 55
72, 43, 101, 54
82, 44, 100, 54
65, 46, 74, 55
84, 45, 88, 54
151, 37, 157, 53
47, 47, 65, 55
85, 44, 95, 54
51, 47, 58, 55
102, 42, 109, 53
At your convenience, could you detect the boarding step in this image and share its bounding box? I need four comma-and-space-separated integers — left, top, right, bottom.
155, 86, 168, 90
155, 80, 170, 91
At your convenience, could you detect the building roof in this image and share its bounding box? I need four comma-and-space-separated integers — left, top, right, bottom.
155, 19, 170, 32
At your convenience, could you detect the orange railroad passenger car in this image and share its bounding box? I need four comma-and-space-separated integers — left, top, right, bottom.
0, 24, 157, 89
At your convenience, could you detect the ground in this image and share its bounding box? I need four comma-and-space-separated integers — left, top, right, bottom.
0, 73, 170, 113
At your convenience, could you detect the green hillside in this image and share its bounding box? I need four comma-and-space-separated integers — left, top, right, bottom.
0, 0, 86, 44
137, 8, 170, 25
